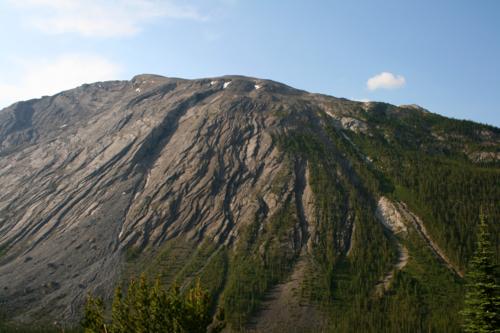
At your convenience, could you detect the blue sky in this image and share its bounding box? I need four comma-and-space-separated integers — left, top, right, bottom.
0, 0, 498, 126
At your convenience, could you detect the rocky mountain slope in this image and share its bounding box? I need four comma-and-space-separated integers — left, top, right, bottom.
0, 74, 498, 331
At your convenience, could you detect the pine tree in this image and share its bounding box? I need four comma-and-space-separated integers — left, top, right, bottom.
81, 274, 223, 333
110, 285, 128, 333
461, 214, 500, 332
149, 277, 175, 332
81, 294, 106, 333
135, 274, 152, 333
183, 279, 212, 333
124, 278, 139, 332
168, 282, 185, 332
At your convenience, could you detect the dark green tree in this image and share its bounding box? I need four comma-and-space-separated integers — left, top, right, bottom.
81, 294, 106, 333
182, 279, 212, 333
135, 274, 152, 333
110, 285, 128, 333
82, 274, 223, 333
166, 283, 184, 332
461, 214, 500, 332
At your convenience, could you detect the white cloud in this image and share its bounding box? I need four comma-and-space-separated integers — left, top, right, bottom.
0, 54, 121, 108
367, 72, 406, 91
9, 0, 205, 38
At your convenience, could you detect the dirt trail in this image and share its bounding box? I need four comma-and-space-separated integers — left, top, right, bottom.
396, 202, 464, 278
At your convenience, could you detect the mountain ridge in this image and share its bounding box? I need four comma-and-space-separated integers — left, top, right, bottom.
0, 74, 498, 331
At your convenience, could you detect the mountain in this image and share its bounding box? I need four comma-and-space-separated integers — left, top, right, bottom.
0, 74, 498, 332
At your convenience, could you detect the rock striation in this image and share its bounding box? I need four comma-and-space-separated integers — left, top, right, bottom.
0, 74, 496, 327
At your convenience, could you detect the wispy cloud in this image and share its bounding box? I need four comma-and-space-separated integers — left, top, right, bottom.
9, 0, 205, 38
367, 72, 406, 91
0, 54, 121, 107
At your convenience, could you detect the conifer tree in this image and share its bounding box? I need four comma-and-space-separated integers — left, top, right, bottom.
81, 295, 106, 333
461, 214, 500, 332
110, 285, 128, 333
149, 277, 175, 332
124, 278, 139, 332
81, 274, 223, 333
182, 279, 212, 333
168, 283, 185, 332
135, 274, 152, 333
148, 278, 162, 331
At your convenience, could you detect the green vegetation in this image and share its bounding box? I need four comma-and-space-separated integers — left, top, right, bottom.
123, 239, 197, 283
352, 105, 500, 269
391, 158, 499, 268
274, 110, 496, 332
363, 227, 464, 332
123, 238, 229, 317
0, 321, 80, 333
81, 274, 225, 333
460, 215, 500, 332
0, 310, 80, 332
222, 197, 301, 328
314, 104, 499, 332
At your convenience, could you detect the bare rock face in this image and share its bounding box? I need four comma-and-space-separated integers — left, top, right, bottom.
0, 74, 356, 323
376, 197, 407, 236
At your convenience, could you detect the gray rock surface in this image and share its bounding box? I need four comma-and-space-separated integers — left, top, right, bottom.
1, 73, 489, 326
0, 74, 368, 323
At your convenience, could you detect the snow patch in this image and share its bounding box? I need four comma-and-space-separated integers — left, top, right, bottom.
135, 88, 141, 93
210, 81, 217, 86
255, 84, 261, 90
223, 81, 231, 89
60, 124, 67, 128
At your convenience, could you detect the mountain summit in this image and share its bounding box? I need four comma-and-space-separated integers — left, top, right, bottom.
0, 75, 498, 331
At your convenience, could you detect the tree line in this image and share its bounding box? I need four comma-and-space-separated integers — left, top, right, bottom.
82, 275, 224, 333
